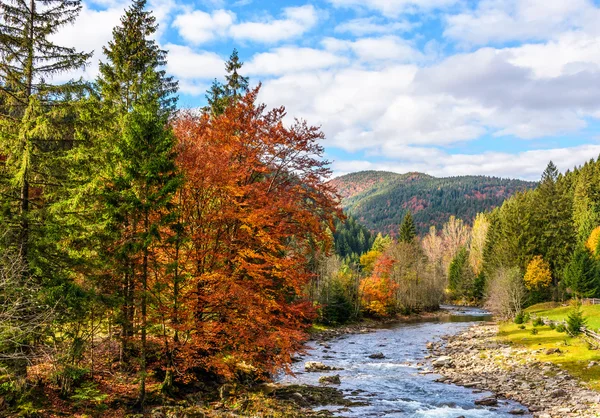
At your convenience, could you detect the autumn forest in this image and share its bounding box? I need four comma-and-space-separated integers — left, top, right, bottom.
2, 0, 600, 417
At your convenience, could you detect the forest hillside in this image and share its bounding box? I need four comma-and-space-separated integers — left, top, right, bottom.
330, 171, 537, 234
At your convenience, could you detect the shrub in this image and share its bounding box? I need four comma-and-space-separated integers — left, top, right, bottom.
556, 324, 566, 333
567, 302, 587, 336
549, 322, 556, 330
531, 328, 539, 335
533, 317, 545, 327
518, 325, 526, 330
514, 312, 525, 324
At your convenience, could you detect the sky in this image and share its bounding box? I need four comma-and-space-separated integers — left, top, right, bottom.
53, 0, 600, 180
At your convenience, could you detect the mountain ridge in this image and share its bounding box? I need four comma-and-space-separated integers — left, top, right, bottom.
330, 170, 537, 235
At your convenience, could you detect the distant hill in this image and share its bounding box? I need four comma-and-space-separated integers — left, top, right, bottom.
330, 171, 537, 235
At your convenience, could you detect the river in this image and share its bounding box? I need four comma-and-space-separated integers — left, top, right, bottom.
278, 306, 531, 417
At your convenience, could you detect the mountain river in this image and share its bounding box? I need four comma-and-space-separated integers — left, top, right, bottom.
278, 306, 531, 417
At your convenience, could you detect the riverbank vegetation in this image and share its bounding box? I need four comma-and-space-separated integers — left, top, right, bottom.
498, 321, 600, 391
0, 1, 344, 415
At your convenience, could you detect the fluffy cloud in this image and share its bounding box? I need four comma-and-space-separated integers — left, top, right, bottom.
334, 17, 415, 35
173, 5, 319, 45
328, 0, 458, 16
331, 144, 600, 180
444, 0, 600, 46
165, 44, 225, 80
245, 47, 347, 76
173, 9, 235, 44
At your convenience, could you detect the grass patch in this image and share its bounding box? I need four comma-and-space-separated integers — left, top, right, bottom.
499, 322, 600, 391
525, 302, 600, 331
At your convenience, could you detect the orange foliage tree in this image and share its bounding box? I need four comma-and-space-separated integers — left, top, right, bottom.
360, 254, 398, 317
157, 87, 340, 382
523, 255, 552, 290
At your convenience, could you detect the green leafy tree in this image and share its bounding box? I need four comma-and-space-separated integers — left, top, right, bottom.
398, 211, 416, 243
95, 0, 180, 406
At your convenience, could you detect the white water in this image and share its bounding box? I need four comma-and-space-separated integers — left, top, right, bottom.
279, 307, 531, 417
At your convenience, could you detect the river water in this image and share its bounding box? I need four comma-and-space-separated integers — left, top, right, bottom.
278, 306, 531, 417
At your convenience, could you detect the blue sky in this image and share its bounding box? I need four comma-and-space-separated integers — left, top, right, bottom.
54, 0, 600, 180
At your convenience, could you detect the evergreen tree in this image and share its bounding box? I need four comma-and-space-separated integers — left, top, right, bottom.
563, 245, 599, 298
95, 0, 180, 406
0, 0, 90, 273
224, 48, 249, 99
204, 48, 249, 116
399, 211, 416, 243
204, 78, 226, 116
448, 246, 477, 301
534, 161, 575, 277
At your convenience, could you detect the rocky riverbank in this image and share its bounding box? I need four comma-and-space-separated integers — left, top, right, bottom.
427, 323, 600, 418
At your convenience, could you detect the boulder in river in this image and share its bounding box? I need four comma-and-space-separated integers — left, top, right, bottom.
319, 375, 341, 385
368, 352, 386, 359
305, 361, 341, 372
474, 396, 498, 406
432, 356, 453, 368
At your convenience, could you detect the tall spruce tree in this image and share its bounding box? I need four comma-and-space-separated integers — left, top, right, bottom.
399, 211, 416, 243
563, 245, 599, 299
204, 48, 249, 116
534, 161, 575, 279
95, 0, 180, 407
0, 0, 90, 273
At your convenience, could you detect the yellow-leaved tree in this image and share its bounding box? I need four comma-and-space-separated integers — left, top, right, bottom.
523, 256, 552, 290
586, 226, 600, 257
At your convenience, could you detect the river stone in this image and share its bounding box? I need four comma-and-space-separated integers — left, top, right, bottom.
474, 396, 498, 406
432, 356, 453, 368
550, 388, 568, 398
305, 361, 334, 372
369, 352, 386, 359
508, 409, 526, 415
319, 374, 341, 385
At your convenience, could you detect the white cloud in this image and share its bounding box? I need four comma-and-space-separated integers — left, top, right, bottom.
173, 5, 319, 45
173, 9, 235, 44
332, 144, 600, 180
335, 17, 415, 36
328, 0, 458, 16
444, 0, 600, 46
230, 5, 319, 43
165, 44, 225, 94
245, 47, 347, 76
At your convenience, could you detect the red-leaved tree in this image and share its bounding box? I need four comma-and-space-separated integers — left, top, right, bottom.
155, 87, 340, 385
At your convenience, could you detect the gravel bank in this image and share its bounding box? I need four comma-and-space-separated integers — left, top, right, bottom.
427, 323, 600, 418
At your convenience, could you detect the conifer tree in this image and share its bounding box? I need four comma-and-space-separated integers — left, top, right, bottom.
224, 48, 249, 99
534, 161, 575, 277
204, 48, 249, 116
399, 211, 416, 243
0, 0, 90, 273
95, 0, 180, 406
563, 245, 599, 298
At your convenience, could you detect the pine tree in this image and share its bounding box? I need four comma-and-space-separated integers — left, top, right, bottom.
563, 245, 599, 299
204, 78, 226, 116
204, 48, 249, 116
398, 211, 416, 243
95, 0, 180, 406
0, 0, 90, 273
534, 161, 575, 278
224, 48, 249, 99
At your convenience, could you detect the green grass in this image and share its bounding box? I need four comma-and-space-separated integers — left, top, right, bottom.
499, 322, 600, 391
525, 302, 600, 331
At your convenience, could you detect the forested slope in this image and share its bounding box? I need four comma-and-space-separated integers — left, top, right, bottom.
331, 171, 536, 234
